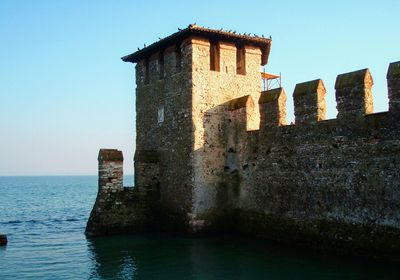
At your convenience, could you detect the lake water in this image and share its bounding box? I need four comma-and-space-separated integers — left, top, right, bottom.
0, 176, 399, 279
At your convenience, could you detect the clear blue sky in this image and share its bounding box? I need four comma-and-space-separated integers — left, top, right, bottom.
1, 0, 399, 176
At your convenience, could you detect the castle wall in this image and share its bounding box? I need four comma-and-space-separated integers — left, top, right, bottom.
221, 64, 400, 255
86, 149, 158, 236
190, 37, 262, 230
88, 26, 400, 257
134, 40, 195, 230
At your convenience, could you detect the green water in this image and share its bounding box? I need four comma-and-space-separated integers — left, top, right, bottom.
0, 176, 399, 279
89, 234, 399, 279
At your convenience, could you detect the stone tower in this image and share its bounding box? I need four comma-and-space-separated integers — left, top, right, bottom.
122, 24, 271, 233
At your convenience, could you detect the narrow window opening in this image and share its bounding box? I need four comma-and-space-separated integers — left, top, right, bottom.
159, 51, 164, 79
144, 58, 150, 84
175, 44, 182, 73
210, 41, 220, 71
158, 106, 164, 125
236, 45, 246, 75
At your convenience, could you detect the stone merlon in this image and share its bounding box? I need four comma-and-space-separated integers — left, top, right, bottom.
335, 69, 374, 119
293, 79, 326, 124
387, 61, 400, 114
259, 88, 287, 127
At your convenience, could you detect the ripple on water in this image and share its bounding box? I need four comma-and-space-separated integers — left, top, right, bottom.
0, 176, 400, 280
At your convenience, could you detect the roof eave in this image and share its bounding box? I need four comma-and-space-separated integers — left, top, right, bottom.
121, 26, 272, 65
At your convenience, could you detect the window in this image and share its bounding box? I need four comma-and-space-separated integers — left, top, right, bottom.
144, 58, 150, 84
236, 45, 246, 75
175, 44, 182, 72
159, 52, 164, 79
210, 41, 220, 71
158, 106, 164, 125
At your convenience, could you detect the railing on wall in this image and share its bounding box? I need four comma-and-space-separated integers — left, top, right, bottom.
261, 72, 281, 91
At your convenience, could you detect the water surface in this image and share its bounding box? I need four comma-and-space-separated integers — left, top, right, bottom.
0, 176, 398, 279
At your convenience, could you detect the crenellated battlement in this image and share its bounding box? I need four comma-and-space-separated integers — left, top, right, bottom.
215, 62, 400, 258
228, 61, 400, 133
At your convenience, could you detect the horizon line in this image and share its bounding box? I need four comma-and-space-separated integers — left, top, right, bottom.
0, 174, 135, 177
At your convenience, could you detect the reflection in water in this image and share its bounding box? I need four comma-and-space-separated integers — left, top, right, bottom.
118, 255, 136, 279
86, 234, 400, 280
87, 234, 195, 279
1, 176, 397, 280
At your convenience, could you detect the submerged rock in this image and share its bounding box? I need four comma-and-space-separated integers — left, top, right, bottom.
0, 234, 7, 245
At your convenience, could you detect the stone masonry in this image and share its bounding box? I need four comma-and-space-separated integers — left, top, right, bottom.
86, 25, 400, 259
86, 149, 159, 235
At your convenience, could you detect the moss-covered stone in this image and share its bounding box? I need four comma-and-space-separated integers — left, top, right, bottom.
134, 150, 159, 163
335, 68, 373, 89
98, 149, 123, 161
236, 210, 400, 260
387, 61, 400, 78
259, 88, 284, 103
293, 79, 325, 97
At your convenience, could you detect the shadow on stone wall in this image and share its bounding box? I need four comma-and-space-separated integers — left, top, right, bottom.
189, 62, 400, 259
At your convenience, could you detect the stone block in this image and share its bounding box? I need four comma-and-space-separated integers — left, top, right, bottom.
293, 79, 326, 124
387, 61, 400, 114
335, 69, 374, 120
259, 87, 287, 127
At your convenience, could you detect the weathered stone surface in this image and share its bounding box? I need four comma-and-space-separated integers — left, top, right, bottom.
85, 186, 159, 236
98, 149, 123, 192
0, 234, 7, 245
230, 111, 400, 258
259, 88, 287, 127
98, 149, 123, 161
335, 69, 374, 120
387, 61, 400, 115
228, 95, 253, 111
87, 25, 400, 259
134, 37, 194, 231
294, 79, 326, 124
86, 149, 160, 236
